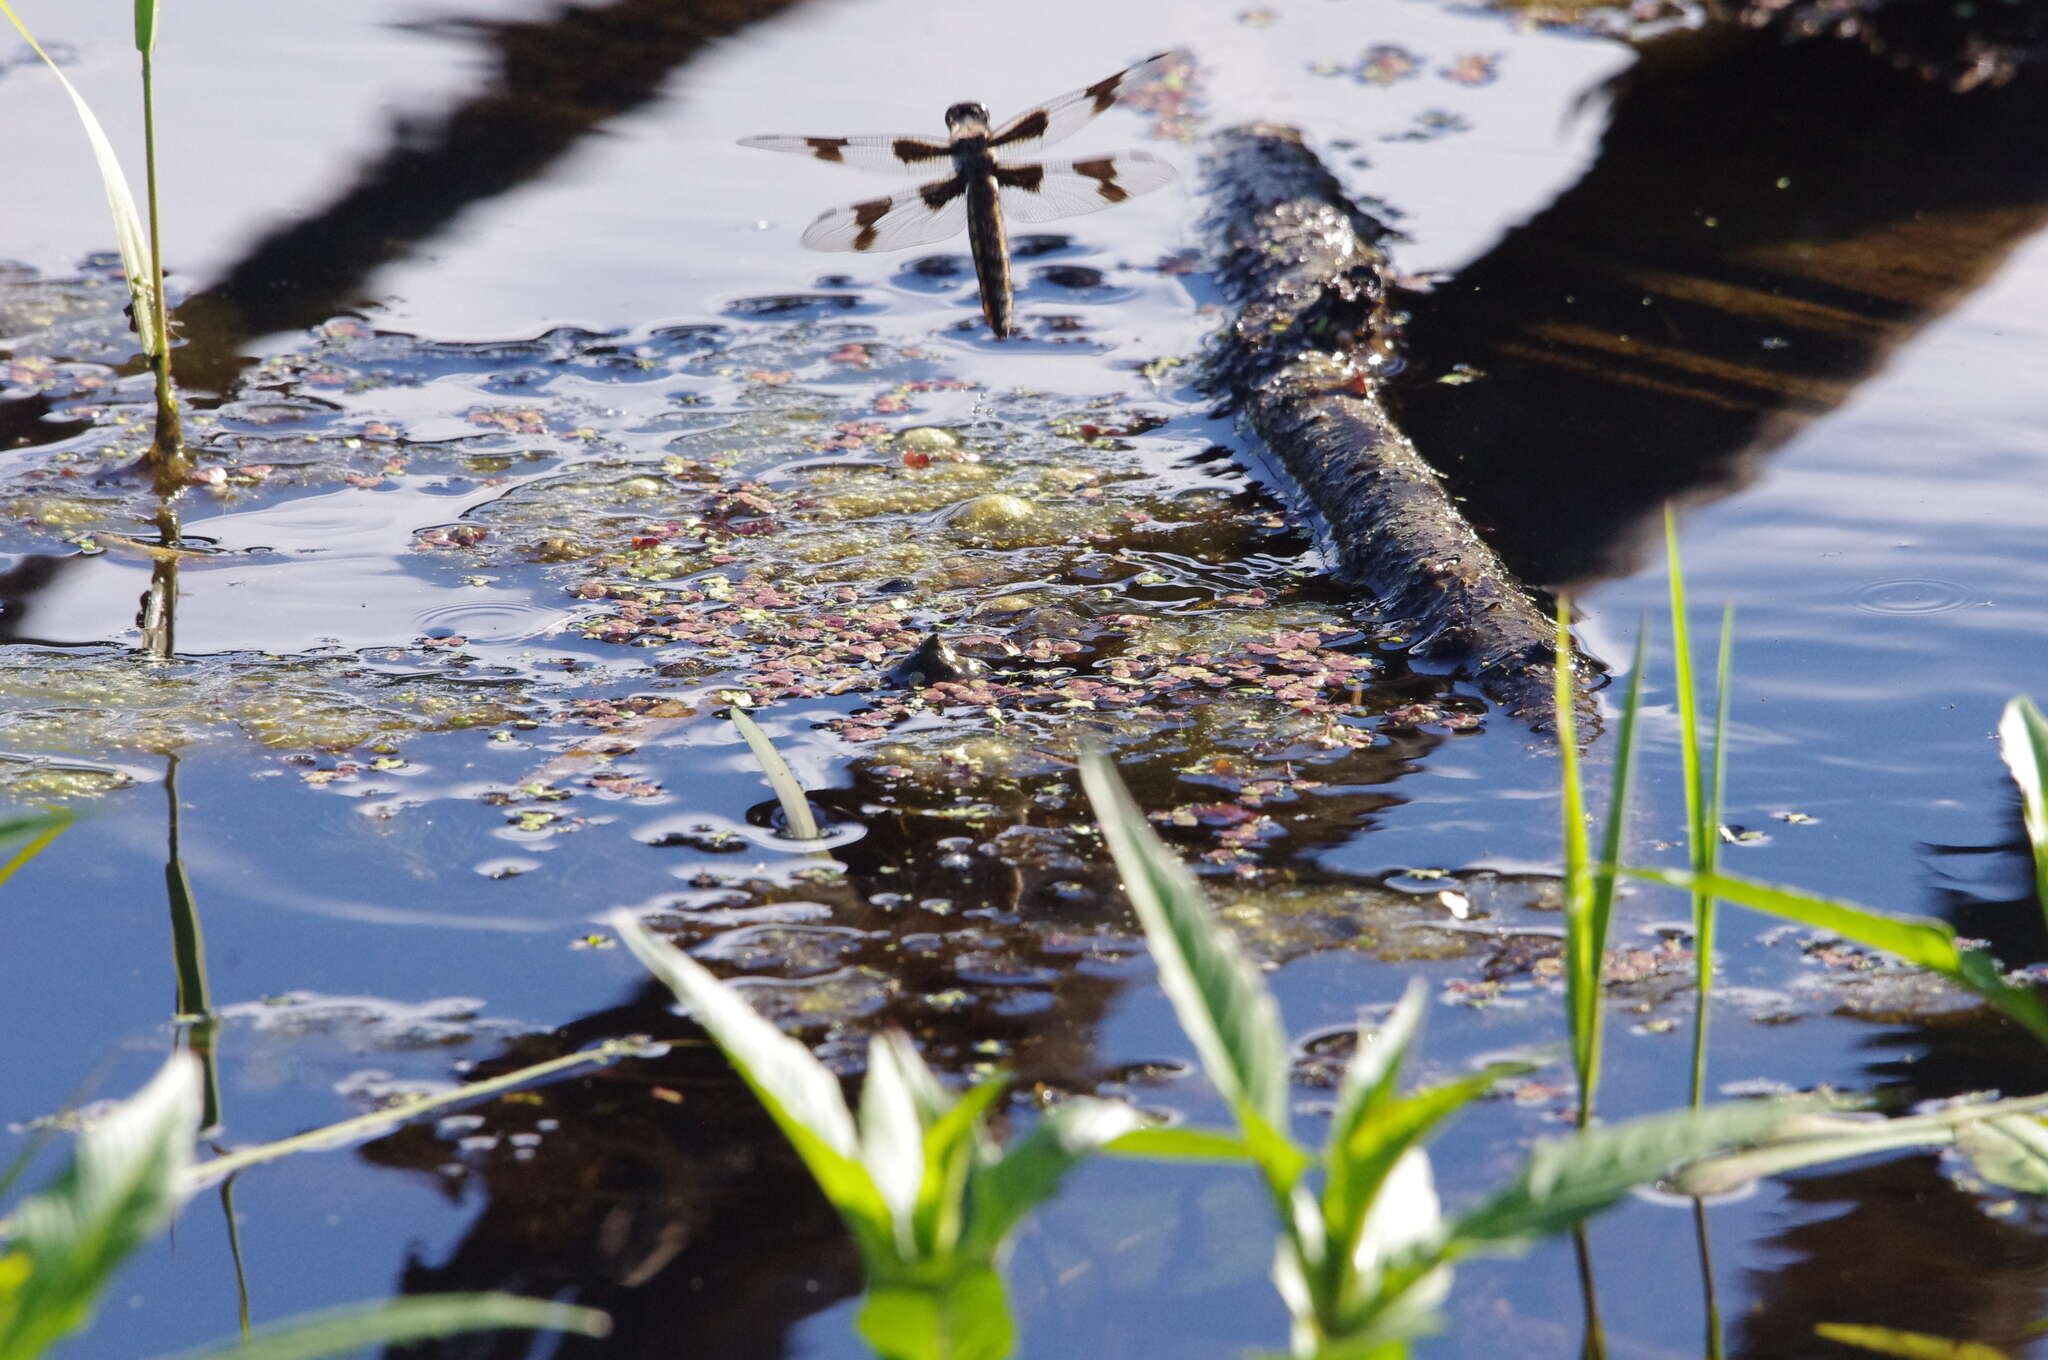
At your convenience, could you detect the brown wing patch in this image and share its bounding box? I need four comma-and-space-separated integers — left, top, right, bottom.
850, 197, 896, 251
803, 137, 850, 162
891, 137, 953, 164
1073, 158, 1128, 203
994, 164, 1045, 192
1083, 71, 1125, 114
920, 177, 968, 211
990, 111, 1049, 149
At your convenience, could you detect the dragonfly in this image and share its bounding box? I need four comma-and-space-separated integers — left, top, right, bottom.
739, 50, 1185, 339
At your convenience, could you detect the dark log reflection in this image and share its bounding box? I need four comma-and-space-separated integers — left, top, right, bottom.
1392, 5, 2048, 588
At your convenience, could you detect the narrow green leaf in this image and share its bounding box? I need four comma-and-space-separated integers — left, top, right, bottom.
612, 913, 893, 1253
963, 1097, 1144, 1259
0, 1054, 200, 1360
1813, 1323, 2011, 1360
730, 708, 821, 841
158, 1295, 609, 1360
1998, 696, 2048, 923
1623, 866, 2048, 1048
1079, 751, 1298, 1170
133, 0, 157, 54
1104, 1126, 1253, 1161
0, 1, 158, 356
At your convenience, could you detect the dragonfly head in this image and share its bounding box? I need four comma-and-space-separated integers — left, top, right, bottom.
944, 101, 991, 136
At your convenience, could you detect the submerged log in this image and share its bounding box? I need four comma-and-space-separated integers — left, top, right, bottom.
1202, 123, 1578, 725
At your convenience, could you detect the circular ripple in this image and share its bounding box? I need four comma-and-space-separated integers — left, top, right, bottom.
1848, 578, 1975, 616
410, 601, 573, 642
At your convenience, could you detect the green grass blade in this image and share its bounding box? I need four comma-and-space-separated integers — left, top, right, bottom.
1665, 507, 1719, 1105
185, 1042, 637, 1191
134, 0, 157, 53
1997, 696, 2048, 924
730, 708, 822, 842
1580, 624, 1648, 1123
1552, 599, 1597, 1121
0, 1054, 200, 1360
1624, 866, 2048, 1048
0, 1, 159, 356
0, 808, 72, 892
157, 1296, 609, 1360
1813, 1323, 2011, 1360
612, 914, 894, 1253
1078, 750, 1301, 1179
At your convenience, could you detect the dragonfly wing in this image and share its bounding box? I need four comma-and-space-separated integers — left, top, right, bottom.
987, 49, 1188, 156
994, 151, 1175, 225
738, 133, 955, 175
799, 176, 970, 252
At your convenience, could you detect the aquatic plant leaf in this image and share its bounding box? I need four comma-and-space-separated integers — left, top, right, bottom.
1813, 1322, 2012, 1360
1411, 1099, 1803, 1269
1672, 1095, 2048, 1195
0, 1054, 199, 1360
0, 1, 159, 356
913, 1072, 1007, 1262
857, 1270, 1013, 1360
1327, 1064, 1525, 1300
1104, 1126, 1253, 1161
860, 1031, 935, 1253
1624, 867, 2048, 1049
731, 708, 822, 841
1953, 1113, 2048, 1196
159, 1295, 610, 1360
1998, 696, 2048, 920
962, 1097, 1143, 1260
613, 914, 893, 1254
1079, 751, 1300, 1178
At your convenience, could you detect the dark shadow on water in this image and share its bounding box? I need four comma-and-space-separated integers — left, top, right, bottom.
1734, 1156, 2048, 1360
1390, 7, 2048, 589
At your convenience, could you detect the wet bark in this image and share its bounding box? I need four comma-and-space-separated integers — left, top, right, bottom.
1201, 124, 1577, 726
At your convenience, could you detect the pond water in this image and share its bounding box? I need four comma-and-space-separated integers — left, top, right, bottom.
5, 0, 2048, 1356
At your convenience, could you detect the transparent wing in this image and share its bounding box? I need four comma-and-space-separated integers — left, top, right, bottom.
738, 133, 954, 175
995, 151, 1176, 225
988, 49, 1188, 156
800, 177, 970, 252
